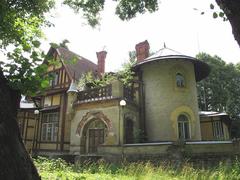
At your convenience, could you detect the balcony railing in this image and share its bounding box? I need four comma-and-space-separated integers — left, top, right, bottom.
76, 85, 112, 102
75, 81, 137, 104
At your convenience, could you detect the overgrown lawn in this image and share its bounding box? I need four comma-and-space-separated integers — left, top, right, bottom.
34, 157, 240, 180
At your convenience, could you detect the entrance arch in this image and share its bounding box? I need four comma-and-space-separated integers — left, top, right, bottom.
76, 111, 113, 153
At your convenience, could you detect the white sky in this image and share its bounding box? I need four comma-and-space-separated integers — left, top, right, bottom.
35, 0, 240, 72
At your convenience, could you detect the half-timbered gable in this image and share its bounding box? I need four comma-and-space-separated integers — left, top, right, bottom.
18, 46, 100, 155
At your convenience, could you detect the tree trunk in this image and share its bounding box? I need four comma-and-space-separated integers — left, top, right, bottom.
216, 0, 240, 47
0, 70, 40, 180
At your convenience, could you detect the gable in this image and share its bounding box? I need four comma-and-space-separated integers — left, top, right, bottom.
56, 47, 98, 81
43, 47, 98, 91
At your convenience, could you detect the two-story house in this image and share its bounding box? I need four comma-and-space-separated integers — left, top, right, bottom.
18, 41, 231, 157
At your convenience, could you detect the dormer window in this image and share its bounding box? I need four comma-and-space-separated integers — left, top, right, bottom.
176, 73, 185, 88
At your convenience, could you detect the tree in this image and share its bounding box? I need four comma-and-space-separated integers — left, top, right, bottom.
196, 53, 228, 112
0, 1, 54, 179
215, 0, 240, 47
197, 52, 240, 137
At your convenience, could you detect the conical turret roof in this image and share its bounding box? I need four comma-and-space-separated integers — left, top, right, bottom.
134, 46, 210, 81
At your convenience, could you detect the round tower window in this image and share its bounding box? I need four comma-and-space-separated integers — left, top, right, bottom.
178, 114, 190, 140
176, 73, 185, 88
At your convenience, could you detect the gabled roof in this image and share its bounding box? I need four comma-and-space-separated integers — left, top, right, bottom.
134, 46, 210, 82
46, 47, 98, 81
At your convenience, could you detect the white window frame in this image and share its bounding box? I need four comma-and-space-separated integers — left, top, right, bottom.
178, 114, 190, 140
41, 112, 59, 142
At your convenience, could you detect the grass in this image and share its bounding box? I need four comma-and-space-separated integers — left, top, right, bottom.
34, 157, 240, 180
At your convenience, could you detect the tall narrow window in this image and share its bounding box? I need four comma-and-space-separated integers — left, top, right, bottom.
178, 114, 190, 140
125, 118, 134, 143
212, 121, 224, 139
41, 112, 59, 141
49, 71, 59, 87
53, 72, 59, 86
176, 73, 185, 88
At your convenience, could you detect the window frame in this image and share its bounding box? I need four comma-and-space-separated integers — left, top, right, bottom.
41, 112, 59, 142
212, 121, 224, 139
49, 71, 59, 87
176, 73, 185, 88
178, 114, 190, 140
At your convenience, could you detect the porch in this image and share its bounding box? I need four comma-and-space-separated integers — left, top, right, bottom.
70, 80, 141, 155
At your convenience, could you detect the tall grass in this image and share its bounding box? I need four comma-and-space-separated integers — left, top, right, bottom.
34, 157, 240, 180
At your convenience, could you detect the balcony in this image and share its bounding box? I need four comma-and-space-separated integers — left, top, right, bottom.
74, 80, 137, 104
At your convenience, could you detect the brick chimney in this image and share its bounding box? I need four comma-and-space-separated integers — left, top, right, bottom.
96, 51, 107, 74
135, 40, 150, 62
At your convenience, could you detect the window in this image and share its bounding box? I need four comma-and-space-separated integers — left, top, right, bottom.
49, 72, 59, 86
178, 114, 190, 140
41, 112, 59, 141
125, 118, 134, 143
176, 73, 185, 88
213, 121, 224, 139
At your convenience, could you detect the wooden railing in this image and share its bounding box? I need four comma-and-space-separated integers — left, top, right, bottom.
76, 84, 112, 102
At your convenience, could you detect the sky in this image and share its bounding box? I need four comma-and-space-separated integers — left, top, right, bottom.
40, 0, 240, 72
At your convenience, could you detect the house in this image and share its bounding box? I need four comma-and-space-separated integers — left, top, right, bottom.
18, 46, 106, 155
18, 40, 233, 159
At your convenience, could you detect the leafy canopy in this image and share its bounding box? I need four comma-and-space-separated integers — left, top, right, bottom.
0, 0, 54, 95
63, 0, 158, 27
196, 52, 240, 136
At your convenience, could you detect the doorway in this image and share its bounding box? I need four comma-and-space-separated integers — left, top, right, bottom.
88, 128, 104, 153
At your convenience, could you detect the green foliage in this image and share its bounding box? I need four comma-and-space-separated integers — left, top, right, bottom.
0, 0, 54, 48
34, 157, 240, 180
77, 54, 136, 90
0, 0, 55, 95
2, 45, 50, 95
115, 0, 158, 21
118, 54, 136, 86
63, 0, 159, 27
63, 0, 105, 27
196, 53, 240, 137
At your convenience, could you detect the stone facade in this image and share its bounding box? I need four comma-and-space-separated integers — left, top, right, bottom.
18, 41, 232, 161
140, 60, 201, 141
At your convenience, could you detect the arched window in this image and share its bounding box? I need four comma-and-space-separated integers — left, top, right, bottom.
178, 114, 190, 140
176, 73, 185, 88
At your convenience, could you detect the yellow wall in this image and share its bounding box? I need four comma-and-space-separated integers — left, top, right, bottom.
200, 116, 230, 140
17, 111, 37, 153
70, 102, 119, 154
52, 94, 61, 106
140, 59, 201, 141
200, 122, 213, 140
70, 98, 139, 154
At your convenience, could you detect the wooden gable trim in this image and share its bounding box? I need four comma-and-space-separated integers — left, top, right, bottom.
55, 48, 73, 82
60, 93, 68, 151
